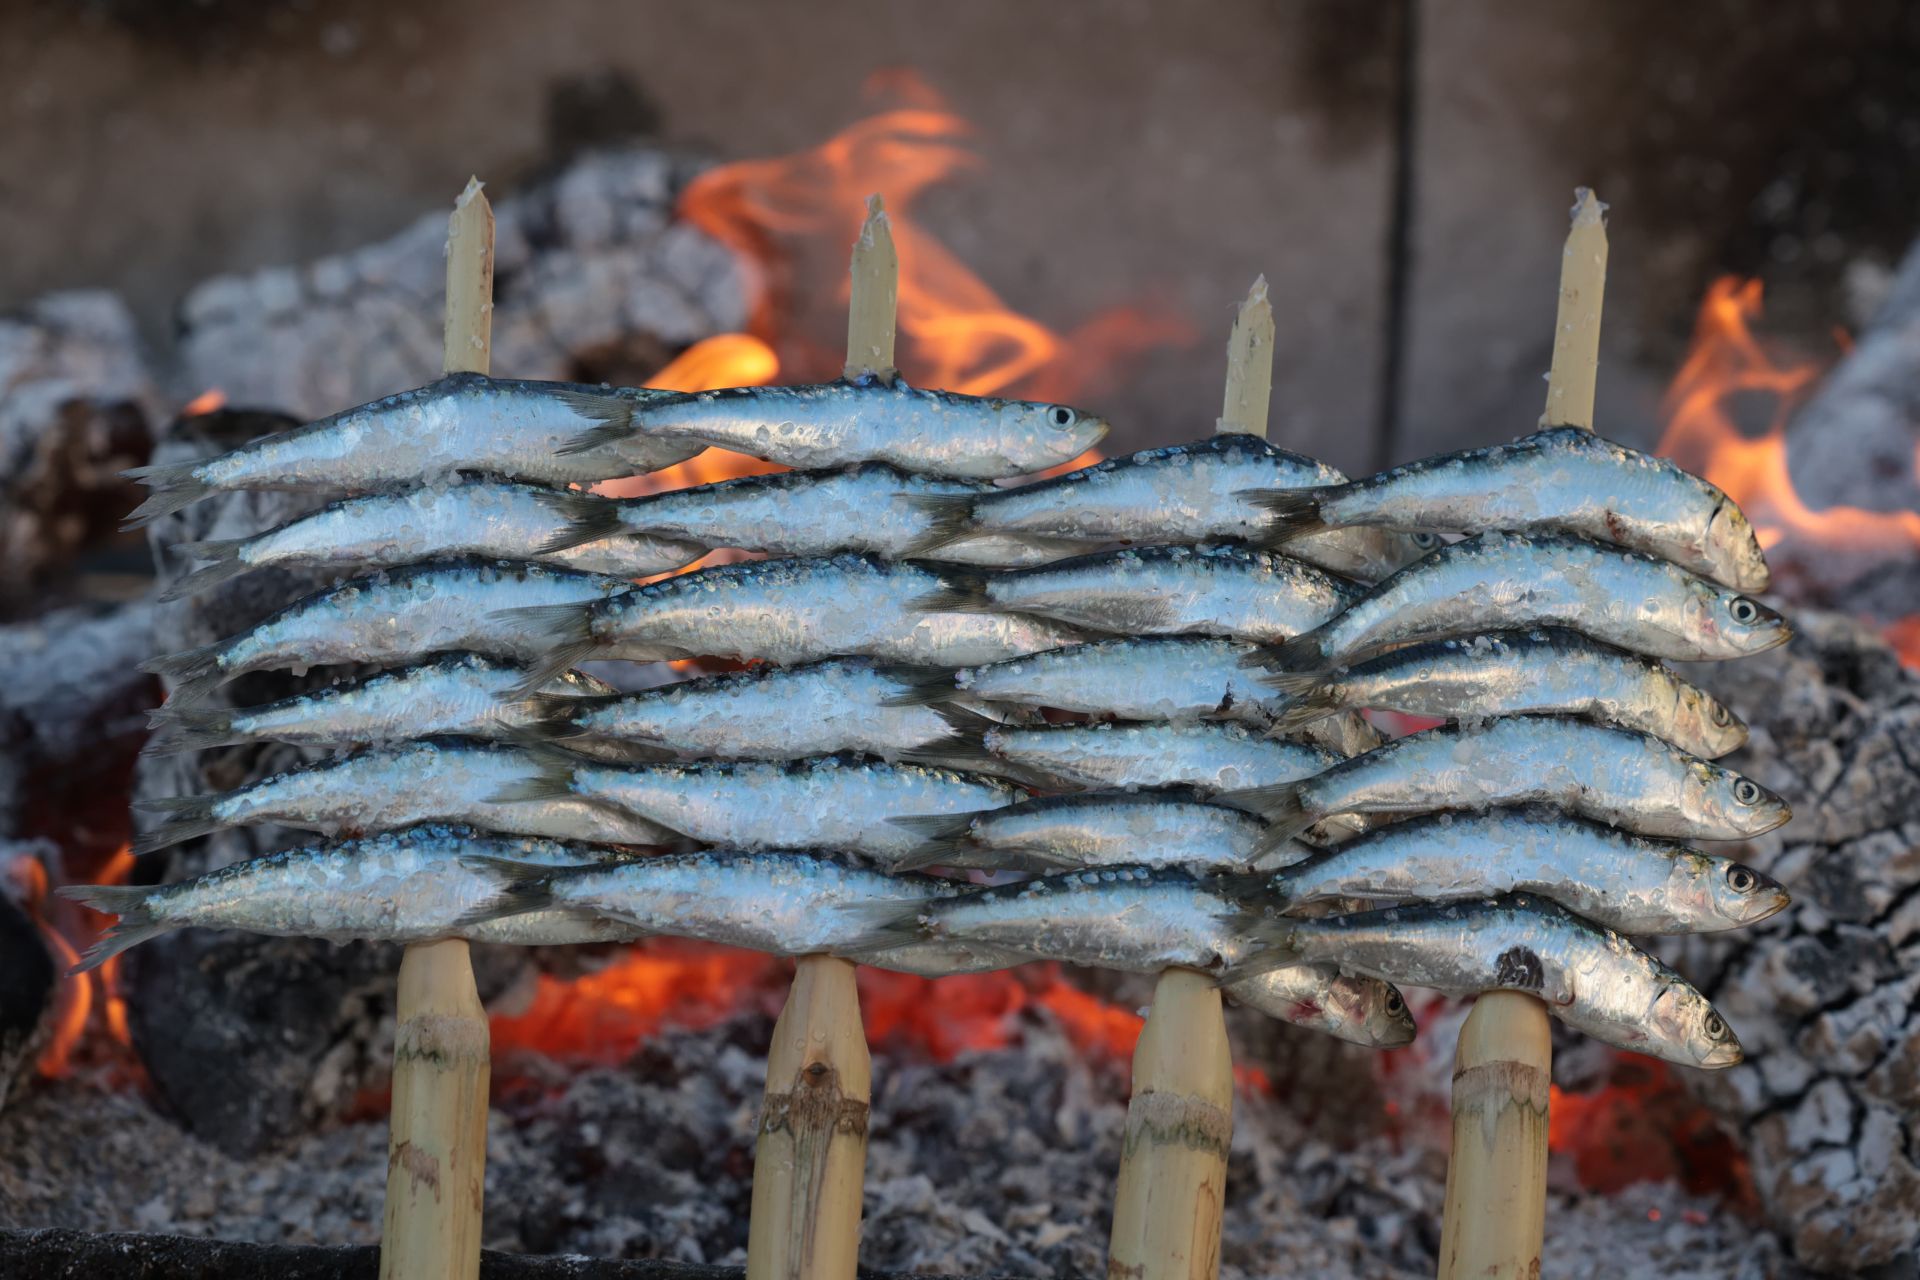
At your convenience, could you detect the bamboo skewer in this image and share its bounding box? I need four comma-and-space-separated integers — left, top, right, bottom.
379, 179, 494, 1280
1438, 189, 1607, 1280
1107, 278, 1267, 1280
743, 196, 890, 1280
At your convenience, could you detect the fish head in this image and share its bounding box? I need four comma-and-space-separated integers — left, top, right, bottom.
1339, 978, 1417, 1048
1703, 497, 1772, 593
1704, 857, 1791, 926
1691, 582, 1793, 656
1654, 984, 1744, 1068
995, 398, 1109, 470
1671, 682, 1750, 758
1690, 762, 1793, 837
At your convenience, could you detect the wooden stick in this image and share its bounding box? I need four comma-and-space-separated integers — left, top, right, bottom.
1439, 191, 1606, 1280
379, 177, 494, 1280
744, 194, 888, 1280
842, 195, 898, 385
1107, 967, 1234, 1280
1217, 275, 1273, 438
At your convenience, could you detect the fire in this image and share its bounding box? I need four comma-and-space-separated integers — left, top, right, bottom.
1655, 277, 1920, 663
181, 388, 226, 416
1548, 1065, 1756, 1209
8, 843, 138, 1080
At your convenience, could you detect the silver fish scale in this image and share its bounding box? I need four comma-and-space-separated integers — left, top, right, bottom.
1272, 808, 1786, 933
565, 754, 1024, 860
193, 740, 679, 847
211, 560, 633, 687
982, 543, 1360, 643
1289, 715, 1787, 840
1294, 628, 1748, 758
918, 866, 1258, 974
561, 659, 966, 760
943, 791, 1277, 872
957, 435, 1417, 579
195, 374, 699, 491
607, 379, 1107, 478
953, 636, 1281, 724
1303, 531, 1787, 664
1276, 895, 1739, 1067
979, 721, 1340, 793
542, 850, 967, 954
1318, 427, 1768, 590
608, 463, 1073, 566
229, 482, 699, 578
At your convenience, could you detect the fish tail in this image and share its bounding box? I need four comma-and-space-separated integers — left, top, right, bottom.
144, 704, 239, 755
451, 855, 563, 929
885, 813, 978, 871
120, 460, 212, 530
490, 604, 601, 696
1240, 630, 1329, 674
1244, 486, 1338, 547
909, 566, 993, 614
899, 707, 1058, 788
877, 666, 963, 707
57, 883, 175, 972
505, 691, 602, 742
130, 793, 226, 855
159, 538, 252, 601
531, 490, 626, 555
899, 494, 980, 555
830, 908, 933, 960
1220, 926, 1311, 980
1219, 779, 1317, 838
1258, 670, 1342, 732
551, 390, 637, 456
484, 749, 583, 806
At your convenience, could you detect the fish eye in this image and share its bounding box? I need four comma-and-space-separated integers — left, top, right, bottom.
1709, 701, 1732, 726
1728, 598, 1761, 625
1732, 778, 1762, 806
1046, 405, 1078, 429
1411, 532, 1441, 550
1704, 1012, 1728, 1039
1725, 864, 1758, 893
1384, 989, 1405, 1015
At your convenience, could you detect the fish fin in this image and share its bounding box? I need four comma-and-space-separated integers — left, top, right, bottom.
830, 915, 933, 958
140, 638, 227, 687
1258, 671, 1342, 733
877, 666, 962, 707
886, 812, 976, 843
899, 494, 980, 555
909, 566, 992, 614
530, 491, 626, 555
159, 538, 251, 601
120, 460, 211, 529
130, 793, 224, 855
550, 391, 637, 455
888, 842, 990, 873
1217, 780, 1317, 839
56, 883, 174, 972
143, 704, 239, 755
1241, 630, 1329, 674
450, 856, 562, 927
489, 604, 600, 696
483, 754, 579, 806
1243, 486, 1338, 546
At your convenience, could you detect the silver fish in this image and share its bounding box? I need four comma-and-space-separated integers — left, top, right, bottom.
905, 434, 1424, 579
538, 462, 1089, 567
132, 740, 682, 854
124, 373, 703, 526
949, 543, 1362, 644
1263, 629, 1750, 758
927, 720, 1343, 795
523, 658, 985, 763
1244, 894, 1744, 1068
144, 559, 635, 705
497, 554, 1085, 690
559, 378, 1109, 480
145, 654, 615, 756
60, 824, 637, 969
889, 788, 1298, 874
1237, 715, 1792, 847
1221, 964, 1414, 1049
499, 752, 1026, 863
161, 481, 702, 599
1247, 426, 1771, 591
1256, 532, 1792, 671
1267, 808, 1790, 933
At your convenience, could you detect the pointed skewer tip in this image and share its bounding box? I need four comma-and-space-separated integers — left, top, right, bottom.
1570, 187, 1608, 227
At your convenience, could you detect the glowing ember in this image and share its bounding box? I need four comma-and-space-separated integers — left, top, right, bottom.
1549, 1063, 1756, 1209
181, 388, 227, 416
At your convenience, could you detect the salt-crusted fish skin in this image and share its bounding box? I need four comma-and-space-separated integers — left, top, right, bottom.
161, 482, 701, 600
498, 752, 1025, 863
1247, 425, 1771, 591
131, 739, 681, 854
146, 654, 614, 756
123, 373, 702, 526
903, 434, 1425, 579
1262, 628, 1750, 758
1235, 715, 1791, 848
1241, 894, 1745, 1068
1222, 964, 1414, 1049
558, 377, 1108, 480
925, 720, 1343, 796
1255, 532, 1791, 671
59, 824, 637, 969
142, 559, 635, 706
1267, 807, 1790, 933
889, 788, 1302, 874
539, 462, 1087, 567
521, 658, 990, 764
948, 543, 1362, 644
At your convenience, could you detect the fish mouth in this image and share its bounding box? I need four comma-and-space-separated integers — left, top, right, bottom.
1749, 887, 1793, 923
1698, 1037, 1744, 1068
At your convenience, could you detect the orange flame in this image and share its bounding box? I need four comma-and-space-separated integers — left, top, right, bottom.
8, 843, 137, 1080
1655, 277, 1920, 663
182, 388, 226, 416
